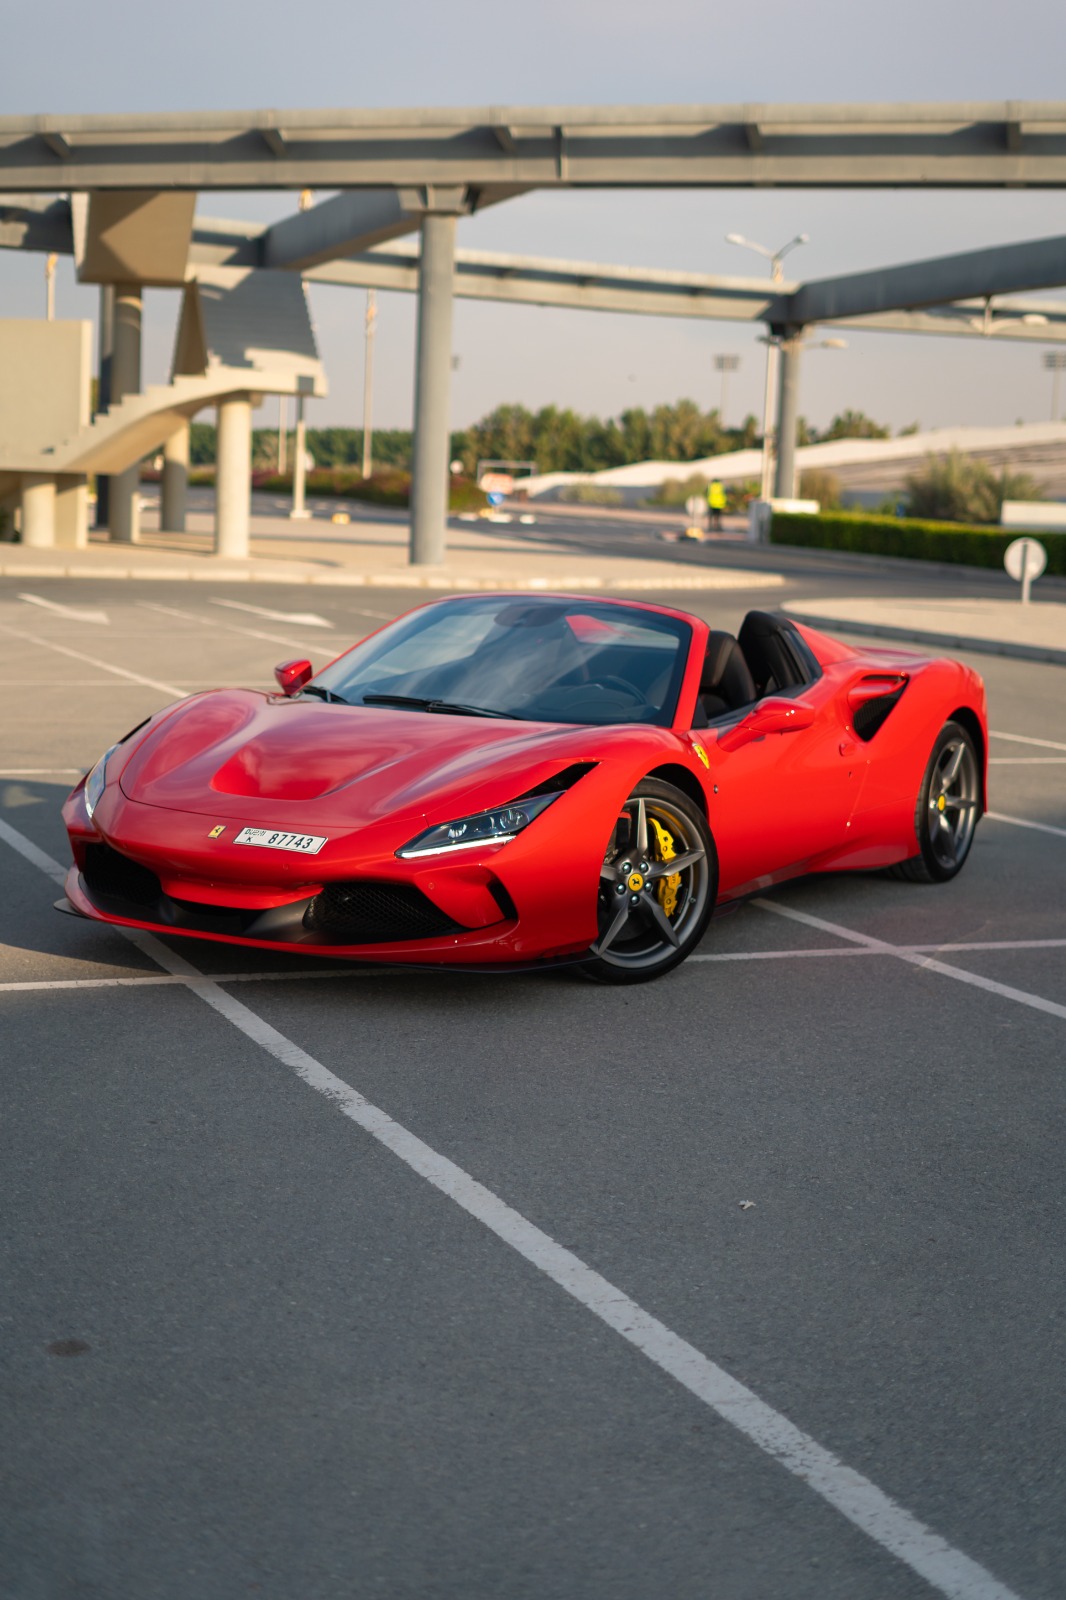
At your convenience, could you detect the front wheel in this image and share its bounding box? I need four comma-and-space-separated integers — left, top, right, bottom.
579, 778, 717, 984
890, 720, 981, 883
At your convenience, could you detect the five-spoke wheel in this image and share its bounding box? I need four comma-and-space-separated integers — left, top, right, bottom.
891, 720, 981, 883
580, 778, 717, 983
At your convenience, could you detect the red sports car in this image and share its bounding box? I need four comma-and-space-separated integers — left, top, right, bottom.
61, 594, 987, 983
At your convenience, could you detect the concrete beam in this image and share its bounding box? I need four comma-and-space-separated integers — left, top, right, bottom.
71, 190, 196, 286
261, 190, 426, 271
783, 234, 1066, 325
215, 395, 252, 558
0, 196, 73, 253
1, 102, 1065, 189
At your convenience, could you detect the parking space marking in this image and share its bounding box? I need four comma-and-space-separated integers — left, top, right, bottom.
988, 757, 1066, 765
691, 938, 1066, 963
0, 621, 184, 698
989, 730, 1066, 753
18, 593, 110, 625
755, 900, 1066, 1024
0, 812, 1027, 1600
0, 768, 82, 777
138, 601, 334, 654
987, 811, 1066, 841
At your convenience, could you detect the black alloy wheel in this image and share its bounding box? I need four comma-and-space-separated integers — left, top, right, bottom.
580, 778, 717, 984
890, 719, 981, 883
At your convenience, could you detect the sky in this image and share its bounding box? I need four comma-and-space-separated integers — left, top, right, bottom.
2, 0, 1066, 439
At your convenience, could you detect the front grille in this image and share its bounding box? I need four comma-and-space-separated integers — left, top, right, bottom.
83, 842, 162, 907
303, 881, 462, 944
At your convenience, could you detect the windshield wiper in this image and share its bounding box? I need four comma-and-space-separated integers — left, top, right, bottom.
302, 684, 348, 704
360, 693, 514, 719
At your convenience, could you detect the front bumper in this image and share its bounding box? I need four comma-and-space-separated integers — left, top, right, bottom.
61, 781, 601, 967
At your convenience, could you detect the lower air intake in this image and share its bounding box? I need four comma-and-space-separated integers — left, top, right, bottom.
83, 842, 162, 907
303, 881, 462, 944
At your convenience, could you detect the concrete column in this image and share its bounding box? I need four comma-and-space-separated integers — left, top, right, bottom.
215, 394, 252, 558
773, 331, 803, 501
410, 213, 457, 565
290, 395, 310, 519
55, 476, 89, 549
109, 283, 143, 543
21, 474, 56, 548
161, 421, 189, 532
95, 285, 114, 529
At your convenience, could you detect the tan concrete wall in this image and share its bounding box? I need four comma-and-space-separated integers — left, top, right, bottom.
0, 320, 91, 457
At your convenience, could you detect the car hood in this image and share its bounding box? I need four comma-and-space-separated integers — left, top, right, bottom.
118, 689, 603, 826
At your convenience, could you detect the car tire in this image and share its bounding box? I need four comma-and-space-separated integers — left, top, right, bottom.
889, 719, 981, 883
579, 777, 717, 984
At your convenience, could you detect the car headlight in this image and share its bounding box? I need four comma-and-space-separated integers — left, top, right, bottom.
397, 791, 561, 859
83, 744, 118, 820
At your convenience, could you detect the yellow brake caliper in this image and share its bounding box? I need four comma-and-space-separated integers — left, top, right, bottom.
649, 817, 681, 919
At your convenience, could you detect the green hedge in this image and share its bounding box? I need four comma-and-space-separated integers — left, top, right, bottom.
182, 466, 488, 513
770, 510, 1066, 576
253, 467, 488, 513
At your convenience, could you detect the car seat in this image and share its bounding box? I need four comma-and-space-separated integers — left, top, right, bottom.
737, 611, 805, 697
700, 631, 757, 720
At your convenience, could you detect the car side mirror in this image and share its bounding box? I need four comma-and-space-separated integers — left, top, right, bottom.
716, 696, 816, 752
274, 658, 313, 697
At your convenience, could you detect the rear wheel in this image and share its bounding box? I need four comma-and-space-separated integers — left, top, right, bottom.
579, 778, 716, 984
890, 720, 981, 883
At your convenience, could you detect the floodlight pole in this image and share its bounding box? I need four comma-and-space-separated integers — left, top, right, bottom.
362, 289, 377, 478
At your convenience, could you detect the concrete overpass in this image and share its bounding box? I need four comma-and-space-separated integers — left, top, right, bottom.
2, 101, 1066, 555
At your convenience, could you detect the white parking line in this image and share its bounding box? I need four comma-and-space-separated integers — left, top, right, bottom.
137, 601, 333, 653
0, 768, 82, 777
989, 730, 1066, 753
18, 593, 110, 625
0, 811, 1028, 1600
987, 811, 1066, 841
691, 938, 1066, 962
988, 757, 1066, 765
754, 900, 1066, 1023
0, 621, 184, 698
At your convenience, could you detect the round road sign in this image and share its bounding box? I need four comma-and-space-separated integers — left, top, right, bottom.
1004, 536, 1048, 583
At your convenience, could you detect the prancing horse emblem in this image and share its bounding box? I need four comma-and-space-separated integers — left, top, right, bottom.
208, 824, 226, 839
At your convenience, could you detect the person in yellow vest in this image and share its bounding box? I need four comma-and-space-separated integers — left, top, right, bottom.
706, 478, 727, 532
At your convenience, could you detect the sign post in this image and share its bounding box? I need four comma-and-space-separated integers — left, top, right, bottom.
1003, 536, 1048, 605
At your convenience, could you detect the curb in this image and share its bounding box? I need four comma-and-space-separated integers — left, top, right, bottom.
0, 562, 785, 592
786, 609, 1066, 667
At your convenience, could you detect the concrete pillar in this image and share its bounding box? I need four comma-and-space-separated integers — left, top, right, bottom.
410, 213, 457, 565
55, 476, 89, 549
215, 394, 252, 558
161, 421, 189, 532
21, 474, 56, 548
94, 285, 114, 529
109, 283, 143, 543
290, 395, 310, 519
773, 331, 803, 501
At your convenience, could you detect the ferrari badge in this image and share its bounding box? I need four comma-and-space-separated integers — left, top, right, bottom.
208, 824, 226, 839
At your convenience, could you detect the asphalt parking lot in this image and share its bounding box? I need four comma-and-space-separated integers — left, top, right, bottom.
2, 576, 1064, 1600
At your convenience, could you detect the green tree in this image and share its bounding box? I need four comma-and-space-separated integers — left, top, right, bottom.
904, 450, 1042, 524
819, 409, 891, 442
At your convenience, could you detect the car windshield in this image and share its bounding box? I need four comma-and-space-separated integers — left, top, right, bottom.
312, 597, 692, 726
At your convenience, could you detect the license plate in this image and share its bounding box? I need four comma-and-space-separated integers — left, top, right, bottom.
233, 827, 327, 855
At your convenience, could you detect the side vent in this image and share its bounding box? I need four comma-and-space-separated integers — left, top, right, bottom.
848, 674, 908, 742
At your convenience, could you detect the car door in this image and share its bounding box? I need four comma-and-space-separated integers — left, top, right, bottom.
696, 682, 867, 897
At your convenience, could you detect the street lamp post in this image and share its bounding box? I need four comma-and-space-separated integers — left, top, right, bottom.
725, 232, 808, 499
1045, 351, 1066, 422
362, 289, 377, 478
714, 353, 740, 427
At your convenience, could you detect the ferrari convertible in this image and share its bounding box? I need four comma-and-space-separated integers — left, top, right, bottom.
61, 594, 987, 983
